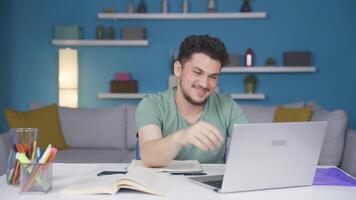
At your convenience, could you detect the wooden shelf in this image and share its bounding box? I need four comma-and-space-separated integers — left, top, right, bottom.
97, 12, 267, 20
229, 93, 266, 100
221, 66, 316, 73
98, 93, 266, 100
52, 39, 149, 46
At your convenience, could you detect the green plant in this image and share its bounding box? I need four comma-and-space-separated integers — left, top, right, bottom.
243, 74, 257, 84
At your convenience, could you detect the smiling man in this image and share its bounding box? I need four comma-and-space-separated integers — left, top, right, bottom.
136, 35, 248, 167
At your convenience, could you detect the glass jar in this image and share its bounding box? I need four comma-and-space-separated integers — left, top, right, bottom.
6, 128, 38, 185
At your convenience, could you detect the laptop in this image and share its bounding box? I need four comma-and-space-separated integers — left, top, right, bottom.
189, 121, 327, 193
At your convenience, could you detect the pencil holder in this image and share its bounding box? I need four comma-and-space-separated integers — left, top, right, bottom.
6, 128, 38, 185
20, 163, 52, 194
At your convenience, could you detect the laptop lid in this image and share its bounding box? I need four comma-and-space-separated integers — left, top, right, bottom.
220, 121, 327, 193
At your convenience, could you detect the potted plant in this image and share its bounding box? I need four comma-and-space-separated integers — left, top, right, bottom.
243, 74, 257, 94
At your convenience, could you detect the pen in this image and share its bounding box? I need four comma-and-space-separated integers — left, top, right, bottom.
170, 172, 207, 176
97, 171, 128, 176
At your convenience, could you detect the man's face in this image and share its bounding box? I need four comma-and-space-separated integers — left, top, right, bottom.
174, 53, 221, 106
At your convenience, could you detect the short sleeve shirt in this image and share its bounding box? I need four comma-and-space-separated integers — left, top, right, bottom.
135, 88, 248, 163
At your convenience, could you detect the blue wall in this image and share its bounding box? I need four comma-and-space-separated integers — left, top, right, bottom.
0, 0, 11, 132
0, 0, 355, 132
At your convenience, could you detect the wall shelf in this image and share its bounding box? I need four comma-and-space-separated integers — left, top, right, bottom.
52, 39, 149, 46
97, 92, 266, 100
97, 12, 267, 20
221, 66, 316, 73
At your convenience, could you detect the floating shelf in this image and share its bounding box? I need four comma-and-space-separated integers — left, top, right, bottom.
52, 39, 149, 46
221, 66, 316, 73
97, 12, 267, 20
98, 93, 266, 100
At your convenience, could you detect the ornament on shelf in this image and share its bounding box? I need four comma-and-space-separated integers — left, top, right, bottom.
240, 0, 252, 12
162, 0, 169, 13
208, 0, 216, 13
137, 0, 147, 13
182, 0, 189, 13
127, 0, 134, 13
107, 27, 115, 39
96, 25, 105, 39
244, 48, 254, 67
265, 57, 276, 66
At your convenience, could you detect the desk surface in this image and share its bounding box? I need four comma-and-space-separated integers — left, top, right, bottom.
1, 163, 356, 200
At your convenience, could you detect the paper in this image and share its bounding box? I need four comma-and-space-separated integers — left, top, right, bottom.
313, 167, 356, 186
128, 160, 203, 173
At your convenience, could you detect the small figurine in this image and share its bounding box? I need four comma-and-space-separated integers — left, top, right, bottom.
240, 0, 251, 12
107, 27, 115, 39
127, 0, 134, 13
208, 0, 216, 13
182, 0, 189, 13
137, 0, 147, 13
96, 25, 105, 39
162, 0, 169, 13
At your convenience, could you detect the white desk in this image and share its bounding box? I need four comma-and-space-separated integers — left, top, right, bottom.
1, 163, 355, 200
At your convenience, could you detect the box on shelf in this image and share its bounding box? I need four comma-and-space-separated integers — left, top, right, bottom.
122, 27, 145, 40
54, 26, 83, 39
283, 51, 311, 66
227, 54, 240, 66
115, 73, 131, 81
110, 80, 138, 93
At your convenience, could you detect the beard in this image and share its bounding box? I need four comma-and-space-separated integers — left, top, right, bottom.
180, 81, 209, 106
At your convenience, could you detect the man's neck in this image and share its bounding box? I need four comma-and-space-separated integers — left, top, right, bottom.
174, 88, 204, 124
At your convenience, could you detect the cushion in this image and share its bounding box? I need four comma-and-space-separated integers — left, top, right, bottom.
273, 106, 312, 122
31, 103, 127, 149
308, 102, 347, 166
240, 101, 304, 123
126, 105, 138, 150
4, 104, 69, 150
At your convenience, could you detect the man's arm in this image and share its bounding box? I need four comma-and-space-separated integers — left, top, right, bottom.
138, 121, 224, 167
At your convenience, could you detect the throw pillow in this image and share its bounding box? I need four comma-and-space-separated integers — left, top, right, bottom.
273, 106, 312, 122
240, 101, 304, 123
4, 104, 69, 150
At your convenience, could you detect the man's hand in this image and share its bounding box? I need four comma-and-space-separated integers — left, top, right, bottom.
174, 121, 224, 151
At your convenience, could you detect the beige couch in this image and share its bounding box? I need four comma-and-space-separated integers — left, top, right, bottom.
1, 102, 356, 177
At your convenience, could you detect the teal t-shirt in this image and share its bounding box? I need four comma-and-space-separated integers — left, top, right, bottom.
135, 88, 248, 163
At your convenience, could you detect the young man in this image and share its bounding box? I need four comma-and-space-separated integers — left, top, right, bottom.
136, 35, 248, 167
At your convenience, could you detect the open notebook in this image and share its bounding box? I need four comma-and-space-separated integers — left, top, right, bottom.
60, 166, 176, 195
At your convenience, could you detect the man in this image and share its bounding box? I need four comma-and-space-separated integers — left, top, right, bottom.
136, 35, 248, 167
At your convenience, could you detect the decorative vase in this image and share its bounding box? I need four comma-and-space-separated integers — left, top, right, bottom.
96, 25, 105, 39
162, 0, 168, 13
208, 0, 216, 13
240, 0, 251, 12
107, 27, 115, 39
127, 0, 134, 13
182, 0, 189, 13
244, 82, 255, 94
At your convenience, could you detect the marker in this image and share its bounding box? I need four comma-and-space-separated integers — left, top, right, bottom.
38, 144, 52, 163
15, 152, 31, 164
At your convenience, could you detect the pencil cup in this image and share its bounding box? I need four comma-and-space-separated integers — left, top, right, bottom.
20, 163, 52, 194
6, 128, 38, 185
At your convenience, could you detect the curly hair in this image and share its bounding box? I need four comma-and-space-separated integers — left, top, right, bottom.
177, 35, 229, 67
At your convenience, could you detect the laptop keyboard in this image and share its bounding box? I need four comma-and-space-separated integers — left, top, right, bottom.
203, 180, 223, 189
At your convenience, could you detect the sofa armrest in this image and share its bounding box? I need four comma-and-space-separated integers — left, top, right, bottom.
0, 132, 10, 175
341, 129, 356, 177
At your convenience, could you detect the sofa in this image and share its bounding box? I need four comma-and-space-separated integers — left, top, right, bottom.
1, 101, 356, 177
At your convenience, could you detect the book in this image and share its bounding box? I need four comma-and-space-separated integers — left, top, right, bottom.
128, 159, 203, 173
60, 166, 176, 195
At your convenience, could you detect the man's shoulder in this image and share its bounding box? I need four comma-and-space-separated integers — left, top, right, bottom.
142, 89, 174, 103
209, 92, 236, 105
